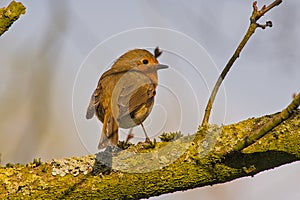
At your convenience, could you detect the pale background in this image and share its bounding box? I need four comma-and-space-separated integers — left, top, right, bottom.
0, 0, 300, 199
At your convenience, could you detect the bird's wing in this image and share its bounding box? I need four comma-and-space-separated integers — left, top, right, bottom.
128, 83, 156, 114
86, 83, 102, 119
117, 73, 156, 123
86, 68, 120, 120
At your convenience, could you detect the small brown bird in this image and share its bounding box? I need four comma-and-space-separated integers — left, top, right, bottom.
86, 48, 168, 149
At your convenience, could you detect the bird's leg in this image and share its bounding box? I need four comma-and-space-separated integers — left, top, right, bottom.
141, 123, 151, 143
125, 128, 134, 143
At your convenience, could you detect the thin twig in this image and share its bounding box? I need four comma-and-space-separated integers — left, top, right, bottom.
201, 0, 282, 127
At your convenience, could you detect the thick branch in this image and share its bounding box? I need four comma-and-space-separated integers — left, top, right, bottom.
0, 1, 26, 37
201, 0, 282, 126
1, 108, 299, 199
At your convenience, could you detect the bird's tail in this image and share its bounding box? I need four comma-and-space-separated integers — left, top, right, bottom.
98, 114, 119, 149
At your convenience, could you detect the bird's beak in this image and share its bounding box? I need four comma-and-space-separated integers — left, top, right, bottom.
155, 64, 169, 70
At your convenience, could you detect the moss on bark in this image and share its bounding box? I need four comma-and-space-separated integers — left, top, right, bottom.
0, 1, 26, 37
0, 110, 299, 199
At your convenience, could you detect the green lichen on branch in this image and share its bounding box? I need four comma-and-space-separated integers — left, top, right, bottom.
0, 1, 26, 37
159, 132, 183, 142
0, 110, 299, 199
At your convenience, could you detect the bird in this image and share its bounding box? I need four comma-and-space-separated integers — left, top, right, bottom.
86, 48, 168, 149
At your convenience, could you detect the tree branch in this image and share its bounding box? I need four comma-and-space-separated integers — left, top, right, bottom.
1, 105, 299, 199
201, 0, 282, 127
0, 1, 26, 37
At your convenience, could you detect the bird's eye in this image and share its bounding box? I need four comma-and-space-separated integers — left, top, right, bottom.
142, 59, 149, 65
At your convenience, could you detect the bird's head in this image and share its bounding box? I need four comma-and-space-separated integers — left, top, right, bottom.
112, 48, 168, 73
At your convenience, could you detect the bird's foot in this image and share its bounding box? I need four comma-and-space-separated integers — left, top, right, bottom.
125, 133, 134, 143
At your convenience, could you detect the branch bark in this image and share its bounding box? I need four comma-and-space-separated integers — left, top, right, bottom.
0, 105, 299, 199
0, 1, 26, 37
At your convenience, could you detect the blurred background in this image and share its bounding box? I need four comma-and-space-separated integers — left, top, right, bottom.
0, 0, 299, 199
